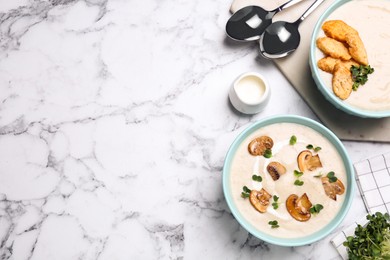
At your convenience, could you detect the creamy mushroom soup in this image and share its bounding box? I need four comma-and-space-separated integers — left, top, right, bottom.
230, 122, 347, 238
316, 0, 390, 111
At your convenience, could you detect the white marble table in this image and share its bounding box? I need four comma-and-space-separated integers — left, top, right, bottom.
0, 1, 389, 259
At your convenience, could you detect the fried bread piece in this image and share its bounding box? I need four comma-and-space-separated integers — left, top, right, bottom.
317, 56, 338, 73
332, 62, 353, 100
322, 20, 357, 42
345, 32, 368, 65
317, 57, 359, 73
322, 20, 368, 65
316, 37, 351, 60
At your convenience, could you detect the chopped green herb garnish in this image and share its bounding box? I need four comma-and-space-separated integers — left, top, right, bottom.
289, 135, 297, 145
327, 171, 338, 183
252, 175, 262, 182
310, 204, 324, 214
294, 170, 303, 178
350, 65, 375, 91
313, 173, 323, 178
272, 195, 279, 209
294, 180, 304, 186
263, 149, 272, 158
306, 144, 314, 149
268, 220, 279, 229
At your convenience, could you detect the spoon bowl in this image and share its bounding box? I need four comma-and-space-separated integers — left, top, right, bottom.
259, 0, 325, 59
226, 0, 304, 42
259, 21, 301, 59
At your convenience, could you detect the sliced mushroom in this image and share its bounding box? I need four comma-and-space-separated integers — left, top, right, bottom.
321, 177, 345, 201
286, 193, 313, 222
249, 188, 272, 213
248, 136, 274, 156
297, 150, 323, 172
267, 162, 287, 181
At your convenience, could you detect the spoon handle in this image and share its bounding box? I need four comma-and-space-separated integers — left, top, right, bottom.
295, 0, 325, 25
272, 0, 305, 13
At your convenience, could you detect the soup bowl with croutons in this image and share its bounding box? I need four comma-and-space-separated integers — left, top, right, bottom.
309, 0, 390, 118
222, 115, 354, 246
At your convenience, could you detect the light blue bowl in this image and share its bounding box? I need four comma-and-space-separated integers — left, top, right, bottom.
309, 0, 390, 118
222, 115, 355, 246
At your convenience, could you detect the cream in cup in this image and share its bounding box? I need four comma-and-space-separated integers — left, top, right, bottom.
229, 72, 270, 114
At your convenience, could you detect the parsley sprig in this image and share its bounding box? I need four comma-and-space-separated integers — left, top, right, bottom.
351, 65, 375, 91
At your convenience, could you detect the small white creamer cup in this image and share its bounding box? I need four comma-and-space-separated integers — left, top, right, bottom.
229, 72, 270, 114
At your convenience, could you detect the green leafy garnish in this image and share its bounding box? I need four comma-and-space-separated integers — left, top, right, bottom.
294, 170, 303, 178
252, 175, 262, 182
294, 180, 304, 186
310, 204, 324, 214
289, 135, 297, 145
306, 144, 321, 152
313, 173, 323, 178
263, 149, 272, 158
327, 171, 338, 183
272, 195, 279, 209
314, 147, 322, 152
350, 65, 375, 91
268, 220, 279, 229
241, 186, 251, 198
343, 212, 390, 259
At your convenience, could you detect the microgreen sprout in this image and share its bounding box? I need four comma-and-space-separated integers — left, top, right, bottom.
241, 186, 251, 198
289, 135, 297, 145
272, 195, 279, 210
263, 149, 272, 158
310, 204, 324, 214
327, 171, 338, 183
268, 220, 279, 229
252, 175, 262, 182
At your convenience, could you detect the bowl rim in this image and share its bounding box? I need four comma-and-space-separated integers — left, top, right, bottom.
309, 0, 390, 118
222, 115, 355, 246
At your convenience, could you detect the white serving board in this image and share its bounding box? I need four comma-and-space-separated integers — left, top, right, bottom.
230, 0, 390, 142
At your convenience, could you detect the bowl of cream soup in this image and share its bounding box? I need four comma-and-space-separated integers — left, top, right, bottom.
222, 115, 354, 246
309, 0, 390, 118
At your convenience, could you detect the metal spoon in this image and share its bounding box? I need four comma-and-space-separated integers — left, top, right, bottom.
226, 0, 305, 42
259, 0, 325, 59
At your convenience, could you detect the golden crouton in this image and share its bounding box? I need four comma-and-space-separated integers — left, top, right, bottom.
317, 57, 338, 73
332, 62, 353, 100
316, 37, 351, 60
322, 20, 357, 42
318, 57, 359, 73
345, 33, 368, 65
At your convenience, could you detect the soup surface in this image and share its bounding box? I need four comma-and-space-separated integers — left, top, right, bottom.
230, 122, 347, 238
316, 0, 390, 111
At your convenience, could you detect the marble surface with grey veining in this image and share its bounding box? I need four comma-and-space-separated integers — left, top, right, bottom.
0, 0, 389, 259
